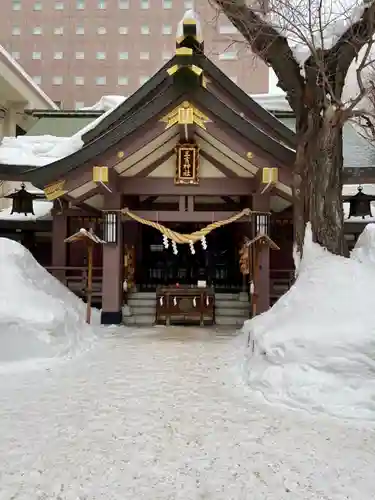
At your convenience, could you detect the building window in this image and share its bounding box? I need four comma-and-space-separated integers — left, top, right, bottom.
140, 0, 149, 8
33, 2, 42, 10
118, 76, 128, 86
75, 51, 85, 59
118, 0, 129, 8
163, 0, 172, 9
52, 76, 63, 85
218, 51, 238, 60
11, 52, 20, 60
96, 52, 106, 60
96, 76, 106, 85
118, 51, 129, 60
140, 51, 149, 60
76, 26, 84, 35
12, 27, 21, 35
32, 52, 42, 60
76, 0, 85, 8
162, 51, 172, 60
54, 51, 63, 59
55, 1, 64, 9
219, 24, 238, 35
75, 76, 85, 85
54, 27, 64, 35
162, 24, 172, 35
97, 26, 107, 35
98, 0, 106, 8
33, 76, 42, 85
119, 26, 128, 34
12, 1, 21, 11
139, 76, 149, 85
184, 0, 193, 7
141, 25, 150, 35
75, 101, 85, 109
33, 27, 42, 35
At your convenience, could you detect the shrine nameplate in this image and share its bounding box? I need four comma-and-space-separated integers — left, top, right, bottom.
175, 143, 199, 185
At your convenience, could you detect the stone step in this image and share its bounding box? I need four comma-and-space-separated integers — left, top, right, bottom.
123, 315, 155, 326
129, 292, 156, 300
214, 293, 240, 300
215, 308, 249, 318
128, 298, 156, 307
130, 305, 156, 316
215, 316, 246, 327
215, 300, 250, 310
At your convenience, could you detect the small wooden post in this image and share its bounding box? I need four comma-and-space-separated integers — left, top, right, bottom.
64, 228, 105, 325
86, 242, 93, 324
246, 234, 280, 317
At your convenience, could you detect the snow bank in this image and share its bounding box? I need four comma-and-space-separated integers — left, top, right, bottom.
0, 238, 96, 370
243, 224, 375, 420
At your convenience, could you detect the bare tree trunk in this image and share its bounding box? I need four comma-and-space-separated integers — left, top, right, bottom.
294, 108, 345, 256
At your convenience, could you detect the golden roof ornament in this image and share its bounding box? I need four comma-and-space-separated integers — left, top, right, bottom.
176, 9, 204, 52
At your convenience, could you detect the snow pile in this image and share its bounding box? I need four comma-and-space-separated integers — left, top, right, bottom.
0, 96, 126, 167
243, 224, 375, 420
81, 95, 126, 112
351, 223, 375, 264
0, 238, 96, 368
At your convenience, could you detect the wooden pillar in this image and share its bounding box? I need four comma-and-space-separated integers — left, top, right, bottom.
101, 193, 123, 325
52, 211, 68, 282
252, 192, 271, 314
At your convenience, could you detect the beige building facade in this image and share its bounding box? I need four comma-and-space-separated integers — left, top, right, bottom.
0, 43, 58, 209
0, 0, 269, 108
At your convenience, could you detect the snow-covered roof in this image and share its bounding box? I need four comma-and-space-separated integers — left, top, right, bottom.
0, 97, 125, 167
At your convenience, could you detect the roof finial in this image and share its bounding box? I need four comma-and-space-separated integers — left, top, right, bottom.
176, 8, 204, 53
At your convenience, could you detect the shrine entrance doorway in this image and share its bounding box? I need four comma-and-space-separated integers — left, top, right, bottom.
137, 223, 243, 292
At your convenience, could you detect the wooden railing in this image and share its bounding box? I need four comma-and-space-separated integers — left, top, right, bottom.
45, 266, 103, 300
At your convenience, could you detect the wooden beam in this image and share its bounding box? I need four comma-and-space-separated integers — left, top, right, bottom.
71, 185, 102, 203
122, 210, 249, 223
118, 177, 256, 196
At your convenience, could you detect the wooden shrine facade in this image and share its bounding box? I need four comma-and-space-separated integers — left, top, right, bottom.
0, 15, 300, 324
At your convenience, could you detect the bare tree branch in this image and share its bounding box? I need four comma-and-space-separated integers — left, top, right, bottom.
212, 0, 305, 112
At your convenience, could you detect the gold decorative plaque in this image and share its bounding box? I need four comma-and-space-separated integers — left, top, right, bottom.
175, 143, 199, 185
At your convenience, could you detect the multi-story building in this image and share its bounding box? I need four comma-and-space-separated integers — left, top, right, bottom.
0, 0, 269, 108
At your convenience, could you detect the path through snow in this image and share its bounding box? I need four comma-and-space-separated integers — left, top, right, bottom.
0, 327, 374, 499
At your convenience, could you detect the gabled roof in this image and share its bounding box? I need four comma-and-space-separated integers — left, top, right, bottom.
82, 52, 296, 150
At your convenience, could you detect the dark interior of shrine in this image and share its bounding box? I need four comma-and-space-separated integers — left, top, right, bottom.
137, 223, 243, 292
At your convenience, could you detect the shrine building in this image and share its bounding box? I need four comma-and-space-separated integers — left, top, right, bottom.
0, 13, 374, 326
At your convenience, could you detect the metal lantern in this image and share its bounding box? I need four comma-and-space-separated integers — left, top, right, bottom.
103, 211, 118, 243
5, 183, 37, 215
348, 186, 373, 219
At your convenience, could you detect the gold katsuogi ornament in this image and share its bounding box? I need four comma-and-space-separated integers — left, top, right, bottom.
175, 142, 200, 185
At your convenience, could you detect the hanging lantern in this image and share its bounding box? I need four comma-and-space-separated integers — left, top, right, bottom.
5, 183, 37, 216
254, 212, 270, 235
103, 212, 118, 243
347, 186, 373, 219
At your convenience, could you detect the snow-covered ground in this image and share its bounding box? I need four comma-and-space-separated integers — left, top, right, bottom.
0, 238, 96, 371
243, 224, 375, 420
0, 326, 373, 499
